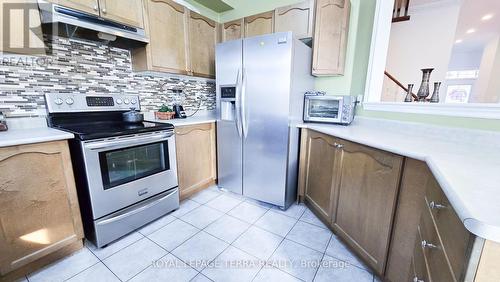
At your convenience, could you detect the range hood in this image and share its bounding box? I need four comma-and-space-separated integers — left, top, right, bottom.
38, 0, 148, 43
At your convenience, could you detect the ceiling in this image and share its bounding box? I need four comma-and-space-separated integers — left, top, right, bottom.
191, 0, 233, 13
179, 0, 301, 22
453, 0, 500, 52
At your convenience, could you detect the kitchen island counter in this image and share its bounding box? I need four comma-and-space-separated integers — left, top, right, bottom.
298, 117, 500, 243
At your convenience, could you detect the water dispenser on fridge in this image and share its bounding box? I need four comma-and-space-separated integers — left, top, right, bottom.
220, 86, 237, 121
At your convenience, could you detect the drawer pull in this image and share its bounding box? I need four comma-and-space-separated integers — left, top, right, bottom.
421, 240, 437, 249
429, 201, 446, 210
413, 277, 424, 282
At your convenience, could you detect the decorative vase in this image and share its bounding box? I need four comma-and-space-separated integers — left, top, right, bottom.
416, 68, 434, 102
430, 82, 441, 103
404, 84, 414, 102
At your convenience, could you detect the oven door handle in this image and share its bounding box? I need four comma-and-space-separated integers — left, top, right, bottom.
84, 131, 174, 151
95, 188, 178, 226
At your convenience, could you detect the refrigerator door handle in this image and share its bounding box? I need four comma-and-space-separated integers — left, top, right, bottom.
241, 67, 248, 139
235, 68, 243, 138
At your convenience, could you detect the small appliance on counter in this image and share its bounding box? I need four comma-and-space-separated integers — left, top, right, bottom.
0, 112, 7, 131
173, 104, 187, 119
303, 92, 357, 125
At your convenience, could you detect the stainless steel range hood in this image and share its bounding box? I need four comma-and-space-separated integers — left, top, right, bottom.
38, 0, 148, 43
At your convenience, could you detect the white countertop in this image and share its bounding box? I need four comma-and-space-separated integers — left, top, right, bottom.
0, 127, 74, 148
144, 111, 217, 127
298, 117, 500, 242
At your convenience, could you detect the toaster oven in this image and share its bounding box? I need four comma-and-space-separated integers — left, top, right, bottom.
303, 95, 356, 125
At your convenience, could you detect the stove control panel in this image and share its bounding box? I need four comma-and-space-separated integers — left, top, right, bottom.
45, 93, 141, 113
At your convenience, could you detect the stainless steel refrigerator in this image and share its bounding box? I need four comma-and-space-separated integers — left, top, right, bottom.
216, 32, 314, 209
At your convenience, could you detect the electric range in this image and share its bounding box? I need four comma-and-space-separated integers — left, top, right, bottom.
45, 93, 179, 248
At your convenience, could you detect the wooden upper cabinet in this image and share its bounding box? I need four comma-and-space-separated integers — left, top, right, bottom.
46, 0, 99, 15
274, 0, 315, 39
0, 0, 45, 55
332, 139, 403, 275
188, 11, 217, 78
244, 11, 274, 37
98, 0, 145, 28
133, 0, 188, 73
175, 123, 217, 200
222, 19, 243, 42
312, 0, 350, 76
0, 141, 83, 276
301, 130, 340, 223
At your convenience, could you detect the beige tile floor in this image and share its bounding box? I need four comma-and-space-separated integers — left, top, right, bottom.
23, 186, 378, 282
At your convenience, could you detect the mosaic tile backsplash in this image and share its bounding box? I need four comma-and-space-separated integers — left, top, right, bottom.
0, 36, 216, 116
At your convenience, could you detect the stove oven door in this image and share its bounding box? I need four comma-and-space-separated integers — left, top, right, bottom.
81, 131, 178, 219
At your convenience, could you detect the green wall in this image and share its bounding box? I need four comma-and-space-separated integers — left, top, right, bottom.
194, 0, 500, 131
315, 0, 500, 131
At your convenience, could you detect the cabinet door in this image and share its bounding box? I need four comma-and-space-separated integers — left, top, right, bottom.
332, 139, 403, 275
0, 141, 83, 275
312, 0, 350, 76
98, 0, 144, 28
386, 159, 432, 282
175, 123, 217, 200
244, 11, 273, 37
274, 0, 315, 39
0, 0, 45, 55
188, 11, 217, 78
146, 0, 188, 74
302, 130, 339, 223
46, 0, 99, 15
222, 19, 243, 42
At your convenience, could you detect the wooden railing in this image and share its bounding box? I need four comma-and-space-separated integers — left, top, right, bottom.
392, 0, 411, 22
384, 71, 418, 100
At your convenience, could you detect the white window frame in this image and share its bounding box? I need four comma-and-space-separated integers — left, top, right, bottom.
363, 0, 500, 119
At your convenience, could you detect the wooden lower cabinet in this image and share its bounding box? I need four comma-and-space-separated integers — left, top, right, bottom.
299, 130, 340, 223
298, 129, 403, 275
175, 123, 217, 200
0, 141, 84, 280
298, 128, 500, 281
332, 139, 403, 275
386, 159, 433, 282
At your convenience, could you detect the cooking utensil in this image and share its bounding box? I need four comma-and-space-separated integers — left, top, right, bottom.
122, 108, 144, 123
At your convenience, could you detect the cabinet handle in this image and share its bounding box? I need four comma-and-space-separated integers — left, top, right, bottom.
413, 277, 424, 282
334, 142, 344, 149
93, 4, 98, 11
429, 201, 446, 210
421, 240, 437, 249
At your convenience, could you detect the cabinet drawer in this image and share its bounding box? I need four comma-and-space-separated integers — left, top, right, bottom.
419, 203, 455, 282
412, 226, 432, 282
424, 178, 470, 279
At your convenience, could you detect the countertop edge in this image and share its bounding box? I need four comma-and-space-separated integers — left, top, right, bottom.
0, 130, 74, 148
297, 123, 500, 242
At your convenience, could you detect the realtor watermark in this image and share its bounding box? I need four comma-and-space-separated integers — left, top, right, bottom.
151, 258, 352, 270
2, 2, 48, 55
1, 1, 56, 67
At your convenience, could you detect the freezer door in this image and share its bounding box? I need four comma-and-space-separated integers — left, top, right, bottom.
216, 39, 243, 194
242, 33, 293, 207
